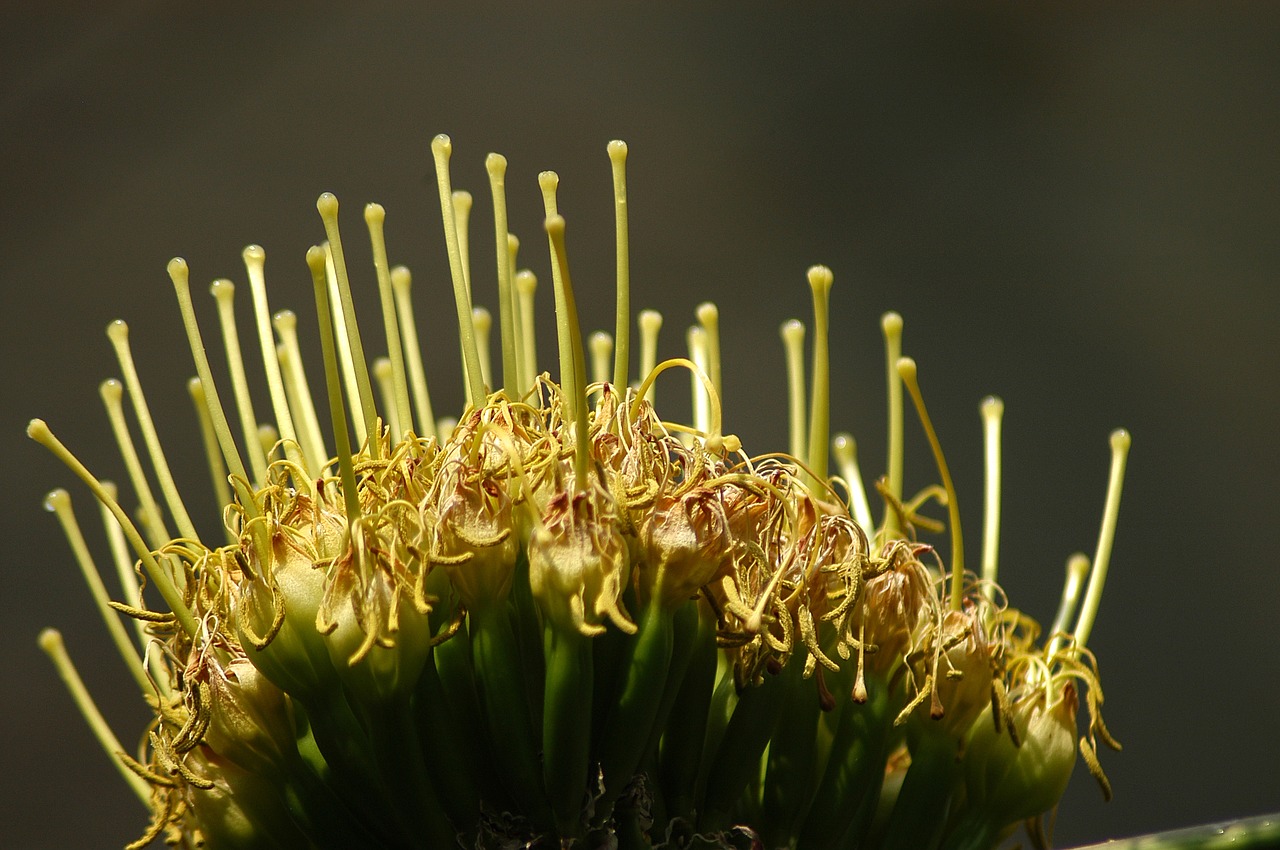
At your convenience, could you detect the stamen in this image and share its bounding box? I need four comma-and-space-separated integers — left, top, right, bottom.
106, 320, 200, 544
372, 358, 403, 439
37, 629, 152, 805
364, 205, 414, 443
980, 395, 1004, 594
272, 310, 329, 470
697, 302, 722, 408
258, 423, 280, 463
882, 312, 904, 536
317, 193, 380, 452
1048, 553, 1091, 656
590, 331, 614, 387
832, 433, 873, 536
780, 319, 806, 462
637, 309, 663, 404
389, 267, 438, 441
486, 154, 520, 397
516, 269, 539, 395
437, 417, 459, 440
185, 378, 233, 532
430, 135, 486, 407
306, 246, 362, 523
1073, 429, 1132, 649
687, 325, 710, 436
542, 210, 589, 491
27, 419, 197, 637
806, 266, 834, 490
508, 235, 528, 394
99, 379, 169, 548
242, 245, 304, 472
609, 140, 631, 390
453, 190, 474, 295
322, 243, 369, 450
896, 358, 965, 611
630, 358, 738, 456
168, 259, 251, 501
210, 279, 269, 486
44, 489, 150, 694
472, 306, 494, 391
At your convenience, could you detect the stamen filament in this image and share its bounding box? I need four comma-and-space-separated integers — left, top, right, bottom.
896, 357, 965, 611
372, 357, 403, 439
323, 243, 369, 450
389, 267, 438, 441
185, 378, 234, 540
430, 135, 486, 407
486, 154, 520, 397
543, 209, 589, 491
687, 325, 710, 436
832, 433, 873, 536
590, 331, 614, 388
453, 190, 473, 296
508, 236, 528, 394
272, 310, 329, 472
980, 395, 1004, 593
697, 302, 722, 408
1049, 553, 1091, 656
805, 266, 834, 490
37, 629, 152, 806
472, 306, 494, 391
630, 358, 738, 455
882, 312, 904, 536
242, 245, 304, 472
364, 205, 414, 443
27, 419, 197, 637
317, 194, 380, 454
609, 140, 631, 390
780, 319, 806, 463
307, 246, 363, 524
638, 309, 663, 404
106, 320, 200, 544
210, 279, 270, 486
516, 270, 539, 395
168, 259, 251, 504
1073, 429, 1132, 649
44, 489, 151, 695
99, 379, 169, 549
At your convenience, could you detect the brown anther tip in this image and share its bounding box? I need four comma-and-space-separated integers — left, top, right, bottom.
766, 657, 783, 676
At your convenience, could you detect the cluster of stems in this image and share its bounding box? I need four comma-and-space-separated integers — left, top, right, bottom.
34, 137, 1134, 850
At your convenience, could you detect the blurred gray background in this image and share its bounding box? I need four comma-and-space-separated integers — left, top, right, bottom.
3, 3, 1278, 847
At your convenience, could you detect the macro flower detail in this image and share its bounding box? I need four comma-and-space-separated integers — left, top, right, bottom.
33, 135, 1136, 850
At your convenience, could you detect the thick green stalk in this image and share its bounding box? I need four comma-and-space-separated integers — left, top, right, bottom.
659, 601, 719, 821
542, 622, 594, 839
760, 665, 825, 848
412, 657, 482, 835
1063, 814, 1280, 850
873, 731, 959, 850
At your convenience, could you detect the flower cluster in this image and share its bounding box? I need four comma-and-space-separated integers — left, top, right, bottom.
33, 136, 1129, 849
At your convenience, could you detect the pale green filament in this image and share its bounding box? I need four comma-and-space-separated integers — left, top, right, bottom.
106, 320, 200, 544
1073, 429, 1132, 649
473, 306, 494, 391
897, 358, 965, 612
687, 325, 710, 436
590, 331, 614, 388
542, 207, 590, 492
210, 280, 269, 486
1048, 553, 1091, 656
322, 243, 369, 451
306, 246, 362, 524
980, 395, 1004, 594
437, 417, 459, 441
431, 135, 486, 407
38, 629, 152, 805
28, 420, 197, 637
44, 489, 151, 695
638, 309, 663, 405
486, 155, 520, 397
185, 377, 234, 536
372, 358, 403, 439
242, 245, 304, 473
453, 190, 473, 296
516, 270, 539, 394
273, 310, 329, 472
882, 312, 904, 536
168, 260, 251, 502
697, 302, 722, 409
780, 319, 806, 463
389, 267, 438, 441
609, 140, 631, 390
508, 235, 528, 394
364, 204, 414, 443
805, 266, 834, 491
630, 358, 737, 457
832, 433, 873, 537
258, 424, 280, 463
99, 379, 169, 549
317, 194, 380, 454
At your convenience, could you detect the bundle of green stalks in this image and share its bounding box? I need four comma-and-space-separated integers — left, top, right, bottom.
35, 136, 1150, 850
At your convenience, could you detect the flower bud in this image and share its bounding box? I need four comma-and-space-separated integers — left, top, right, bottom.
636, 487, 733, 609
202, 657, 297, 776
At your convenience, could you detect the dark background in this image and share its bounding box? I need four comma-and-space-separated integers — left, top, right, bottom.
3, 3, 1278, 847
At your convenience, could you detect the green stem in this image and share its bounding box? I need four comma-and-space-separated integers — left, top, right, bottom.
542, 622, 594, 840
873, 731, 959, 850
1063, 813, 1280, 850
412, 656, 482, 836
659, 601, 718, 822
760, 663, 825, 848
